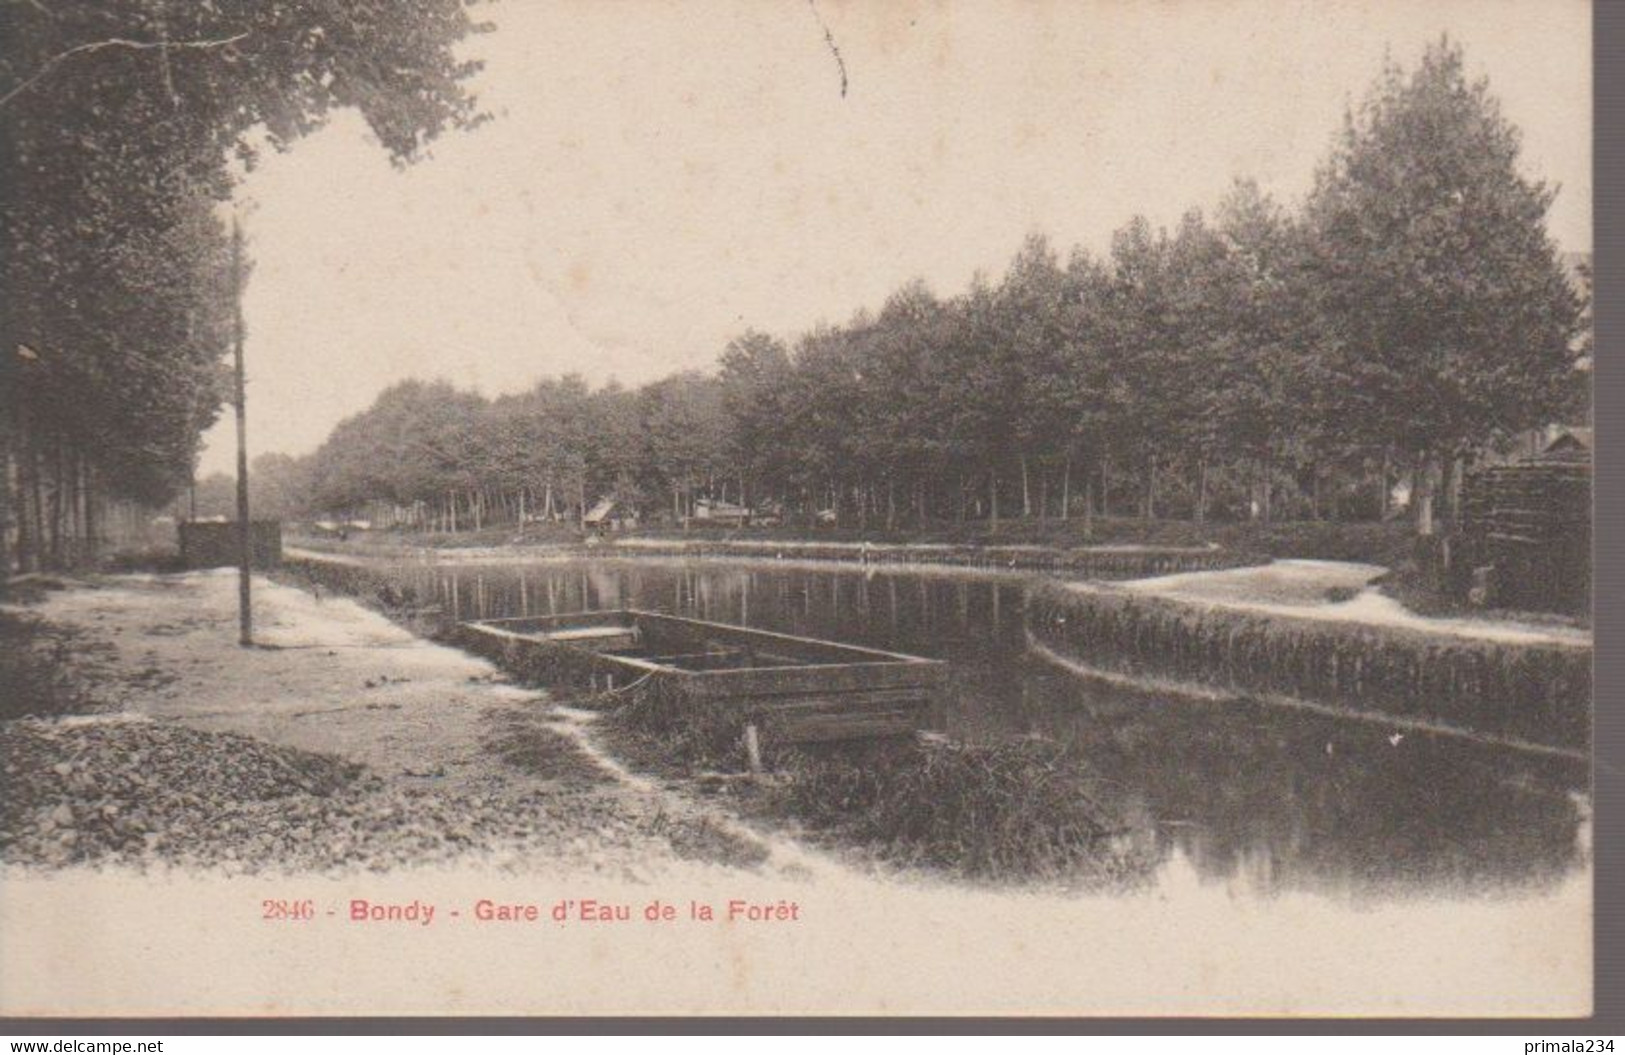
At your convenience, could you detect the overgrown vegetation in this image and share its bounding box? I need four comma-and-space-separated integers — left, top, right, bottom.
767, 738, 1156, 885
603, 681, 754, 773
600, 683, 1152, 885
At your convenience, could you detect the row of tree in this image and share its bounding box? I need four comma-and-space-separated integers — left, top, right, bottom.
2, 0, 489, 571
278, 40, 1586, 537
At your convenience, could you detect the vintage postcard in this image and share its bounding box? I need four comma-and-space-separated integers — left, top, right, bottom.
0, 0, 1594, 1018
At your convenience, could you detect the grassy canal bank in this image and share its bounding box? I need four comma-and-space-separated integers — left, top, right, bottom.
295, 516, 1419, 556
287, 517, 1418, 575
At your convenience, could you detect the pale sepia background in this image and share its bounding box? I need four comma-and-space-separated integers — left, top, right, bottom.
195, 0, 1590, 478
2, 0, 1594, 1017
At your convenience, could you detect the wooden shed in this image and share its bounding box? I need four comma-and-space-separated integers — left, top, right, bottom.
178, 520, 283, 570
1457, 437, 1591, 614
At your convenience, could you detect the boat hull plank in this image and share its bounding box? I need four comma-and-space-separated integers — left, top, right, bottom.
454, 609, 944, 745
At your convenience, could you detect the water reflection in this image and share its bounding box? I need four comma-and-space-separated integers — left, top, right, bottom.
377, 557, 1588, 899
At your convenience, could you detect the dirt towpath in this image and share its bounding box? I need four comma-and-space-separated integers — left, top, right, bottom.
15, 569, 820, 879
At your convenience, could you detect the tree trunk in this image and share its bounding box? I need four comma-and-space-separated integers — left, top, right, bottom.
1020, 455, 1031, 518
30, 445, 45, 569
1380, 448, 1391, 520
1415, 452, 1437, 537
1261, 455, 1273, 524
82, 464, 97, 559
1444, 452, 1464, 531
48, 443, 64, 567
1195, 457, 1208, 525
988, 467, 999, 529
3, 438, 19, 575
1142, 455, 1156, 522
67, 450, 80, 560
1060, 456, 1072, 521
1083, 474, 1095, 541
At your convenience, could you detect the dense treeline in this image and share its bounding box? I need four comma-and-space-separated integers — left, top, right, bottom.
1, 0, 488, 571
286, 41, 1586, 537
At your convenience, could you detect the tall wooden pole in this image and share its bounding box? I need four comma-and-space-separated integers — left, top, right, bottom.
231, 217, 252, 647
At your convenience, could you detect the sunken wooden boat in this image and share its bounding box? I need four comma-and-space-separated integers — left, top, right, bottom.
451, 609, 946, 744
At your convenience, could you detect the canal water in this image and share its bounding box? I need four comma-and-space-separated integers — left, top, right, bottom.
364, 556, 1589, 900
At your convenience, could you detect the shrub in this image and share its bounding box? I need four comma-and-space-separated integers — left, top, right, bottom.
770, 736, 1153, 884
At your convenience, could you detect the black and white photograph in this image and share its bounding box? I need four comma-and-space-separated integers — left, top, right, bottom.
0, 0, 1597, 1019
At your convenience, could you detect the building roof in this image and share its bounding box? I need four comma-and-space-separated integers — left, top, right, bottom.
1543, 426, 1593, 452
583, 497, 619, 522
1531, 426, 1594, 465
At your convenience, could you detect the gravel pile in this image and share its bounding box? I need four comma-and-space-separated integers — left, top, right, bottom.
0, 718, 658, 873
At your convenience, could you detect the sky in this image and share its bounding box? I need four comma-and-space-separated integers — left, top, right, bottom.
197, 0, 1592, 476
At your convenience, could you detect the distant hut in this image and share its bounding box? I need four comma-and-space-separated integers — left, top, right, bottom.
1457, 428, 1591, 614
583, 497, 635, 532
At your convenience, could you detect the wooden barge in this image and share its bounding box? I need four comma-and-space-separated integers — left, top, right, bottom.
451, 610, 946, 745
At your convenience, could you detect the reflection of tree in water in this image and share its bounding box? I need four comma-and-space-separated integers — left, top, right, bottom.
1043, 692, 1587, 898
384, 559, 1586, 897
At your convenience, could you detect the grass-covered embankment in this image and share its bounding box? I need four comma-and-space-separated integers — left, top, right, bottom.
1026, 581, 1591, 752
298, 516, 1412, 555
597, 681, 1156, 886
